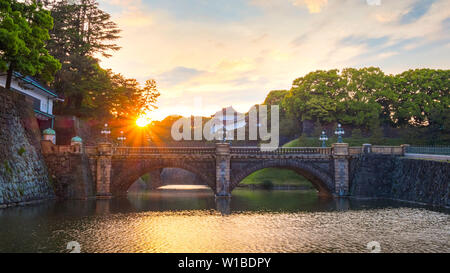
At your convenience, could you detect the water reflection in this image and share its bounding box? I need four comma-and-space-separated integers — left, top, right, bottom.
215, 197, 231, 215
0, 187, 448, 253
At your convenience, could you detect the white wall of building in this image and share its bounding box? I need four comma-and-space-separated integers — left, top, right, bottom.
0, 75, 55, 115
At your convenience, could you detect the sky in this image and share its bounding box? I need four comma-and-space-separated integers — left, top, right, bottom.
97, 0, 450, 120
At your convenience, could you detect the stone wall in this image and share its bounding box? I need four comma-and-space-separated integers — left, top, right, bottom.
350, 154, 450, 207
43, 150, 94, 200
0, 87, 55, 207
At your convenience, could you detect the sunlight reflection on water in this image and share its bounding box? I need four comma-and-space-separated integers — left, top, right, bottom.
0, 188, 449, 253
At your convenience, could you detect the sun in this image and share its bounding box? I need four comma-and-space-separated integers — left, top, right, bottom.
136, 115, 151, 127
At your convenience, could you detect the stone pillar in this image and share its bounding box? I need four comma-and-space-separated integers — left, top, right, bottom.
332, 143, 349, 197
215, 142, 231, 197
43, 128, 56, 144
216, 197, 231, 215
96, 142, 113, 199
363, 143, 372, 154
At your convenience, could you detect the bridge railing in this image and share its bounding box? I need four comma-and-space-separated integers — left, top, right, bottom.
371, 146, 403, 155
230, 147, 332, 155
405, 146, 450, 156
84, 146, 98, 155
348, 147, 362, 155
112, 146, 216, 155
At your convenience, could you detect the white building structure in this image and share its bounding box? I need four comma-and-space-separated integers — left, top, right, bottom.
0, 72, 59, 129
211, 106, 246, 140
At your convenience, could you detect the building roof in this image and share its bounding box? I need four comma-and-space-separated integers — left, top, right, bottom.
211, 106, 245, 120
71, 136, 83, 143
13, 72, 58, 98
43, 128, 56, 135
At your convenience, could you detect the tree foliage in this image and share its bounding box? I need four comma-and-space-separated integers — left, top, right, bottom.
39, 0, 159, 120
281, 67, 449, 142
390, 69, 449, 128
0, 0, 60, 88
283, 69, 344, 124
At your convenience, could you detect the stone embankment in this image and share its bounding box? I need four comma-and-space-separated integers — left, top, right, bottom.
0, 87, 54, 207
350, 154, 449, 207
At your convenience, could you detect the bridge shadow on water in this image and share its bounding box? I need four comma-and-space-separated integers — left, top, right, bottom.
78, 186, 448, 216
0, 187, 447, 220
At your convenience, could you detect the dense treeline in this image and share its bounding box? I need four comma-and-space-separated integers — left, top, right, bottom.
2, 1, 448, 145
0, 0, 60, 89
264, 67, 449, 144
1, 0, 159, 122
42, 0, 159, 120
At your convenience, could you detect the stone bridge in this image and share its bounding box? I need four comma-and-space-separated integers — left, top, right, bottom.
40, 141, 449, 207
75, 142, 404, 198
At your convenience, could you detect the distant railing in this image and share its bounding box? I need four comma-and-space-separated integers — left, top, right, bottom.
113, 146, 216, 156
85, 144, 411, 157
371, 146, 403, 155
406, 146, 450, 156
230, 147, 332, 155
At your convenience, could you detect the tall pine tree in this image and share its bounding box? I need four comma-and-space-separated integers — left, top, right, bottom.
43, 0, 121, 112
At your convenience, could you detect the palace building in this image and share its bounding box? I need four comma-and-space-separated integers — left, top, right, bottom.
211, 106, 247, 140
0, 72, 61, 129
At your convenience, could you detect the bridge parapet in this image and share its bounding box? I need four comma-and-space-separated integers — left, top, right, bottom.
347, 145, 406, 156
41, 140, 82, 154
82, 144, 405, 157
112, 146, 216, 156
348, 147, 362, 155
230, 147, 332, 155
371, 146, 404, 155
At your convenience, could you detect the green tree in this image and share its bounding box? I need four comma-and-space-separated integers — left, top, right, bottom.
43, 0, 121, 113
107, 75, 160, 120
263, 89, 299, 136
391, 69, 449, 128
263, 90, 288, 106
283, 69, 345, 124
0, 0, 60, 89
73, 69, 160, 120
337, 67, 384, 131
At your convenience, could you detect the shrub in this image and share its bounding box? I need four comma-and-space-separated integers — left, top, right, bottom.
352, 129, 363, 138
261, 180, 274, 190
18, 147, 26, 156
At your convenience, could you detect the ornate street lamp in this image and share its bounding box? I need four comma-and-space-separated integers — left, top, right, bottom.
319, 131, 328, 147
335, 123, 345, 143
101, 123, 111, 141
117, 131, 126, 146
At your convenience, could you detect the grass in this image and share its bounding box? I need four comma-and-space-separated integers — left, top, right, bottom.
240, 168, 313, 188
283, 136, 407, 147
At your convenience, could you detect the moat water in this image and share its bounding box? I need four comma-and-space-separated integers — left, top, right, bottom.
0, 187, 449, 253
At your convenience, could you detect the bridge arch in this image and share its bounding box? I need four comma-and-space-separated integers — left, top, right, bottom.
110, 159, 216, 195
230, 159, 334, 196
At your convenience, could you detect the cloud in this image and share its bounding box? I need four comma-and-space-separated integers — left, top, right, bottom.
367, 0, 381, 6
340, 35, 390, 48
291, 0, 328, 13
377, 51, 399, 59
96, 0, 450, 120
400, 0, 437, 24
157, 67, 205, 87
